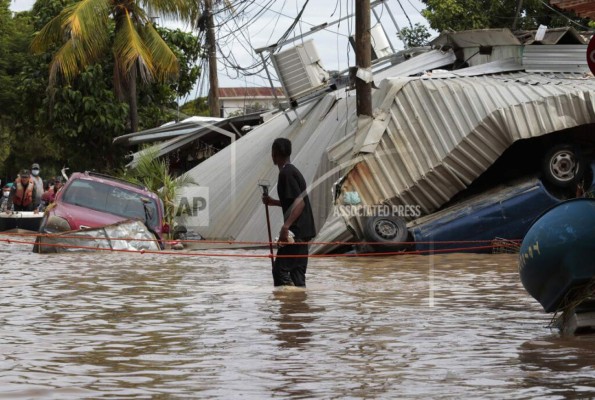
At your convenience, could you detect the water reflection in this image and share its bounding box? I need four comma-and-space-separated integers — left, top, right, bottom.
1, 243, 594, 398
272, 288, 315, 350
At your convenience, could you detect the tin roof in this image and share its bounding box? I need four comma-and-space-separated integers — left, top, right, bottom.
523, 45, 589, 72
182, 69, 595, 251
431, 29, 522, 48
123, 36, 595, 253
337, 72, 595, 219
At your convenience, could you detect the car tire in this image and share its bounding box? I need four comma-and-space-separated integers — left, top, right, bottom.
363, 215, 409, 252
542, 144, 584, 188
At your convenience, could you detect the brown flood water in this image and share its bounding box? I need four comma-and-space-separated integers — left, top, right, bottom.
1, 238, 594, 399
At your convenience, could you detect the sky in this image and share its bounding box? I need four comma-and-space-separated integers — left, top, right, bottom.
9, 0, 432, 103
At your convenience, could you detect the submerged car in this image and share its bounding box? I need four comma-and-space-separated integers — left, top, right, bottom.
39, 172, 167, 242
357, 161, 595, 254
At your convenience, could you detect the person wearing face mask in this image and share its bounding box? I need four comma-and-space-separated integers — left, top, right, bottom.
0, 185, 10, 212
7, 170, 41, 213
30, 163, 43, 208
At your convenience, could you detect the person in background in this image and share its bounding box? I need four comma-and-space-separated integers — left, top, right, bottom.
30, 163, 43, 207
262, 138, 316, 287
7, 169, 41, 212
41, 176, 63, 210
0, 185, 10, 212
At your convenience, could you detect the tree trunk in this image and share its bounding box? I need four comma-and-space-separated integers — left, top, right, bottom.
205, 0, 220, 118
128, 65, 139, 133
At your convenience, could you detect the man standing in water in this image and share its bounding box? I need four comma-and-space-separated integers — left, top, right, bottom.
262, 138, 316, 287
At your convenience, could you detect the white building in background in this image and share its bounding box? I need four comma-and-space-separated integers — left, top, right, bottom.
218, 87, 284, 117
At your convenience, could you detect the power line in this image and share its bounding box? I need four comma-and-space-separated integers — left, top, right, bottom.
539, 1, 591, 30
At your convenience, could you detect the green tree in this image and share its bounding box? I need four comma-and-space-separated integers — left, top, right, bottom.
421, 0, 589, 32
180, 97, 210, 117
400, 23, 432, 48
0, 1, 202, 178
30, 0, 199, 133
0, 1, 37, 178
136, 27, 202, 129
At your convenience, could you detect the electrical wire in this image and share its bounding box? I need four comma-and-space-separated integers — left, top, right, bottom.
396, 0, 413, 30
539, 0, 591, 30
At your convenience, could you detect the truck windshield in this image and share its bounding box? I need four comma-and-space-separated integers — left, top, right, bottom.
62, 179, 159, 226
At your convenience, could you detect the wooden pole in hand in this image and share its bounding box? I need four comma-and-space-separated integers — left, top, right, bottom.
264, 201, 275, 269
260, 182, 275, 268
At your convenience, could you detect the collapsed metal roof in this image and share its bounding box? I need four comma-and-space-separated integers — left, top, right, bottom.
181, 71, 595, 254
114, 114, 263, 168
118, 28, 595, 253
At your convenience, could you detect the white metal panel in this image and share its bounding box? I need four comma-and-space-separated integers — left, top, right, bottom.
373, 50, 457, 84
523, 45, 589, 72
184, 91, 358, 243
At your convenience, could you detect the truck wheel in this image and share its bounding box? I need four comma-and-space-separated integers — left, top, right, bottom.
542, 144, 583, 188
363, 215, 409, 252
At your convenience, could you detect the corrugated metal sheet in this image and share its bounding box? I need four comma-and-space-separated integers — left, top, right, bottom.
125, 130, 211, 168
523, 45, 589, 72
431, 29, 522, 48
183, 90, 357, 242
113, 117, 223, 146
450, 58, 523, 76
173, 51, 595, 254
374, 50, 457, 84
338, 72, 595, 226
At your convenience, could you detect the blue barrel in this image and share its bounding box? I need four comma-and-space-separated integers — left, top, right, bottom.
519, 198, 595, 313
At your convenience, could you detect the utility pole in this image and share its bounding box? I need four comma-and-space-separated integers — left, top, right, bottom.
355, 0, 372, 117
512, 0, 523, 31
205, 0, 220, 117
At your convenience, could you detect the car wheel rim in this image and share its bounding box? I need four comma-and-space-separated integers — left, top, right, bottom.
375, 219, 398, 240
549, 151, 577, 182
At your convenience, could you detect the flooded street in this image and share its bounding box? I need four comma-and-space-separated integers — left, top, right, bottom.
1, 238, 595, 399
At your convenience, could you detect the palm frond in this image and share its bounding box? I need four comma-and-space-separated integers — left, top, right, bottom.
61, 0, 111, 59
32, 0, 111, 84
127, 146, 198, 237
48, 39, 89, 85
141, 23, 179, 81
144, 0, 201, 25
30, 13, 65, 53
113, 8, 155, 83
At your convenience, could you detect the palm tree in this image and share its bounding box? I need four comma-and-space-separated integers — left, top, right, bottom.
31, 0, 199, 132
125, 147, 197, 239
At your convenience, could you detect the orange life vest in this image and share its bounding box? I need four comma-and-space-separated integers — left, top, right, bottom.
14, 178, 34, 207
